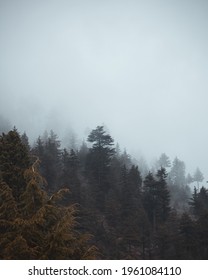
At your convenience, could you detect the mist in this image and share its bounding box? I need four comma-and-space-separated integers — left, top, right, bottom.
0, 0, 207, 180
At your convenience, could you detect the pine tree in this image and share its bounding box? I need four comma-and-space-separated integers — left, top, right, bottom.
143, 169, 170, 232
143, 172, 158, 231
189, 186, 208, 217
0, 159, 97, 260
120, 149, 132, 169
188, 187, 208, 259
178, 213, 197, 259
193, 167, 204, 188
0, 128, 30, 201
116, 165, 149, 259
78, 140, 89, 172
21, 132, 30, 152
61, 148, 81, 203
196, 211, 208, 259
87, 126, 115, 183
186, 173, 194, 185
86, 126, 115, 211
32, 131, 62, 193
155, 168, 170, 223
169, 157, 186, 187
157, 153, 171, 169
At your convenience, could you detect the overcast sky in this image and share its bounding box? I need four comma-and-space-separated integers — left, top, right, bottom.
0, 0, 207, 179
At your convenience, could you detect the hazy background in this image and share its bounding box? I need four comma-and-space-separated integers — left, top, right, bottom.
0, 0, 207, 180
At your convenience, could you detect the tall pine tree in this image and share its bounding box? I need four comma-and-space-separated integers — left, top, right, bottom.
0, 128, 30, 201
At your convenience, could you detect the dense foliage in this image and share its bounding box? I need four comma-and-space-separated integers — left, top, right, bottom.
0, 126, 207, 259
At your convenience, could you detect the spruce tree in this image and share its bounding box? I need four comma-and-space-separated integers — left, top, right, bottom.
0, 128, 30, 201
157, 153, 171, 169
143, 172, 158, 231
155, 168, 170, 223
143, 168, 170, 231
169, 157, 186, 187
32, 131, 61, 193
193, 167, 204, 188
0, 159, 97, 259
86, 126, 115, 211
178, 213, 197, 259
21, 132, 30, 152
190, 186, 208, 217
61, 148, 81, 204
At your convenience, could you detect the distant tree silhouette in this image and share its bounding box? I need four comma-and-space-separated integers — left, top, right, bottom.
86, 126, 115, 210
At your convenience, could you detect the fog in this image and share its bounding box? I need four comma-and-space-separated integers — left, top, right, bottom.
0, 0, 207, 180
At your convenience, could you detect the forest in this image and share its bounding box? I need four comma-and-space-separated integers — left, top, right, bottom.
0, 125, 208, 260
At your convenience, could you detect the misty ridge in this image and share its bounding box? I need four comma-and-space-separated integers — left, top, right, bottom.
0, 113, 205, 192
0, 0, 208, 260
0, 119, 208, 259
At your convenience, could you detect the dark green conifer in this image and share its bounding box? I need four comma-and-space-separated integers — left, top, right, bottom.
0, 159, 97, 260
86, 126, 115, 210
0, 128, 30, 200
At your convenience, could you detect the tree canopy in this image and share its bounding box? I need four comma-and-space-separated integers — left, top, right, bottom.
0, 126, 207, 259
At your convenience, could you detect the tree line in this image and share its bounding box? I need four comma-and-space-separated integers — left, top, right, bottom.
0, 126, 207, 259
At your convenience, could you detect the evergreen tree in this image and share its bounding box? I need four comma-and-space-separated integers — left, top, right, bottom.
0, 129, 30, 200
186, 173, 194, 185
168, 157, 190, 210
78, 140, 89, 172
196, 211, 208, 259
143, 172, 158, 231
120, 149, 132, 169
21, 132, 30, 152
118, 165, 147, 258
0, 160, 97, 259
61, 148, 81, 203
189, 186, 208, 217
193, 167, 204, 188
178, 213, 197, 259
169, 157, 186, 187
44, 130, 62, 192
1, 125, 207, 259
157, 153, 171, 169
143, 168, 170, 231
86, 126, 115, 210
87, 126, 115, 177
188, 187, 208, 259
33, 130, 61, 193
155, 168, 170, 223
33, 136, 44, 157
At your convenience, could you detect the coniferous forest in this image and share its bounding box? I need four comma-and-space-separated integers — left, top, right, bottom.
0, 126, 208, 260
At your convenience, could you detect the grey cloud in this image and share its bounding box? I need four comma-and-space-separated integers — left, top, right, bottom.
0, 0, 207, 180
